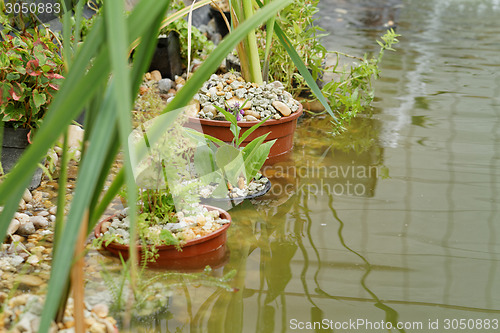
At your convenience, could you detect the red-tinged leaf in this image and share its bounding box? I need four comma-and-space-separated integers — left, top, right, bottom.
9, 87, 21, 101
46, 73, 65, 80
48, 83, 60, 91
34, 40, 48, 50
26, 59, 42, 76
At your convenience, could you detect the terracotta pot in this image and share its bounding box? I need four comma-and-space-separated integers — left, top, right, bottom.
94, 205, 231, 270
185, 104, 303, 161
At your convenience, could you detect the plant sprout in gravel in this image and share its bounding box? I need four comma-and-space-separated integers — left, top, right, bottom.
187, 103, 273, 200
229, 101, 245, 121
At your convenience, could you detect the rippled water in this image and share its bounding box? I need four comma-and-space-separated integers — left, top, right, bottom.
90, 0, 500, 331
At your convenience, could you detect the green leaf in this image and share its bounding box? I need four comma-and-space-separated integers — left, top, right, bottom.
243, 139, 275, 181
183, 127, 225, 146
215, 106, 240, 141
6, 73, 20, 81
215, 105, 237, 125
241, 132, 269, 158
0, 53, 10, 69
215, 143, 240, 170
15, 66, 26, 74
215, 143, 245, 185
237, 115, 270, 146
194, 144, 217, 176
32, 89, 47, 108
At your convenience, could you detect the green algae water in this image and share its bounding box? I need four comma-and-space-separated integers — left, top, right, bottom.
91, 0, 500, 331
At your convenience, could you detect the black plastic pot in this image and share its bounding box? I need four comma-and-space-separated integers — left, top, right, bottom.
1, 127, 42, 190
148, 32, 183, 80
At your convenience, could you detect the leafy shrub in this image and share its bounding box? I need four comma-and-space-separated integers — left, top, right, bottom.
0, 27, 64, 130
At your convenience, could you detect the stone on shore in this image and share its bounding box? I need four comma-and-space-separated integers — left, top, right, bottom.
151, 70, 162, 82
272, 100, 292, 117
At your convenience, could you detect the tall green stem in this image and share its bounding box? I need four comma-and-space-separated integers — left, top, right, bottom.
242, 0, 262, 84
262, 0, 275, 82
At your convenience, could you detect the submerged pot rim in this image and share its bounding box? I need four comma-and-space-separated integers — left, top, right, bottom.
202, 178, 272, 203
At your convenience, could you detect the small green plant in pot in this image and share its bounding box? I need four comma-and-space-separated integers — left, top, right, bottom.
228, 0, 335, 116
187, 101, 274, 206
95, 111, 232, 267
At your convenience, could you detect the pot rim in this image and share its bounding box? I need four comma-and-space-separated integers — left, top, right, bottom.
202, 178, 271, 202
188, 104, 303, 128
94, 204, 231, 251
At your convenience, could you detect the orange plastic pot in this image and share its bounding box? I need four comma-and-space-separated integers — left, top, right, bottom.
94, 205, 231, 270
185, 104, 303, 161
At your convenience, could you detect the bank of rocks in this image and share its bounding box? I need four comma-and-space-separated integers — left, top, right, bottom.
0, 294, 116, 333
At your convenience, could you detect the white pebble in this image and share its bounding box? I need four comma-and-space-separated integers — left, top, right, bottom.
48, 206, 57, 215
22, 189, 33, 203
15, 213, 30, 224
30, 216, 49, 229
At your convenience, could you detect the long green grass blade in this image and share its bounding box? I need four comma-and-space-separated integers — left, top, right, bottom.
38, 84, 119, 332
87, 126, 120, 230
91, 168, 125, 226
105, 0, 140, 301
274, 24, 338, 123
53, 132, 69, 251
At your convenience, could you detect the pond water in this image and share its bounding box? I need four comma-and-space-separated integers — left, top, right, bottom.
90, 0, 500, 331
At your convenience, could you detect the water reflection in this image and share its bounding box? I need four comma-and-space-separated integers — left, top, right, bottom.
327, 197, 405, 332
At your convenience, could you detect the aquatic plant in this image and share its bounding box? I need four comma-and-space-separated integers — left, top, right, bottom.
324, 29, 400, 132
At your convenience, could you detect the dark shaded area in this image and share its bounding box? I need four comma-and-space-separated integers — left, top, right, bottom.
147, 32, 184, 80
1, 127, 42, 190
